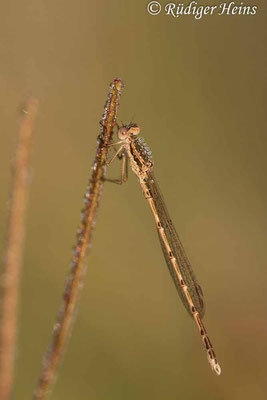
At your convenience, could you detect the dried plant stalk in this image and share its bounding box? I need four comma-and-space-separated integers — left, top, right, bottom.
33, 79, 124, 400
0, 98, 38, 400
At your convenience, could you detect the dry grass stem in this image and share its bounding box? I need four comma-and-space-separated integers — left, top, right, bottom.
33, 79, 123, 400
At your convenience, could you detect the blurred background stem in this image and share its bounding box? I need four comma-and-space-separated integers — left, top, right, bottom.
0, 98, 38, 400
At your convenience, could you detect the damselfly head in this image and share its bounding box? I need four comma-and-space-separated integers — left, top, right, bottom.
117, 123, 140, 140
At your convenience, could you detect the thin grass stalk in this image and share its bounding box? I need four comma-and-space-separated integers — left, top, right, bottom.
33, 79, 124, 400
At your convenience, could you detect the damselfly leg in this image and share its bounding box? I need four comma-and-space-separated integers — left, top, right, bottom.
104, 144, 128, 185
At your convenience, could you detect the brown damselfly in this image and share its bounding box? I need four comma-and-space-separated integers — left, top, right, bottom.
107, 123, 221, 375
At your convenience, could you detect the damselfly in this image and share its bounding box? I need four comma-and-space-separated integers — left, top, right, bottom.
107, 123, 221, 375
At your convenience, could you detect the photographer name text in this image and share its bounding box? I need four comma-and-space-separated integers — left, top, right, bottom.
147, 1, 258, 18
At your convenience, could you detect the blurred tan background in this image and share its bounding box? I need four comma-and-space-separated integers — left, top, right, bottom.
0, 1, 266, 399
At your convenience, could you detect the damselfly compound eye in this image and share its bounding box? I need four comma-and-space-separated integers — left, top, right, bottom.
128, 125, 140, 136
118, 127, 128, 140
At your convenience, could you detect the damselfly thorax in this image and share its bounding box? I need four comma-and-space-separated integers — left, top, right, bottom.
107, 123, 221, 375
112, 123, 153, 177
